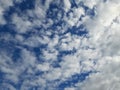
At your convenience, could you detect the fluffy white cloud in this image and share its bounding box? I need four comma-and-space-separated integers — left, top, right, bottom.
60, 54, 81, 78
63, 0, 71, 12
83, 0, 100, 9
11, 13, 32, 34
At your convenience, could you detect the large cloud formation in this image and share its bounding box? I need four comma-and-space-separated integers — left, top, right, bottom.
0, 0, 120, 90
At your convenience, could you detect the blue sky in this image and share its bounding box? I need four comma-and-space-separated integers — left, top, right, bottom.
0, 0, 120, 90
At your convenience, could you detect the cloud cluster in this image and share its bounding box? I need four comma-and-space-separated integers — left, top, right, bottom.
0, 0, 120, 90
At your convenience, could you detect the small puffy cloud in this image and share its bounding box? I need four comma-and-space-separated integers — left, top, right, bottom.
20, 48, 36, 67
60, 55, 81, 78
63, 0, 71, 12
36, 63, 50, 72
83, 0, 100, 9
11, 13, 32, 34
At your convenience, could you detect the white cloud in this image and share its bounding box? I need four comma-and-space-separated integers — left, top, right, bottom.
20, 78, 46, 90
59, 33, 81, 51
63, 0, 71, 12
44, 68, 62, 81
23, 35, 49, 47
83, 0, 100, 9
65, 87, 76, 90
36, 63, 50, 72
0, 51, 22, 83
12, 13, 32, 34
71, 0, 120, 89
21, 48, 36, 67
0, 0, 13, 24
42, 48, 58, 61
0, 83, 16, 90
64, 7, 85, 26
76, 56, 120, 90
60, 54, 81, 78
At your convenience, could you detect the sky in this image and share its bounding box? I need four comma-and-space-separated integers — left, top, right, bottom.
0, 0, 120, 90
